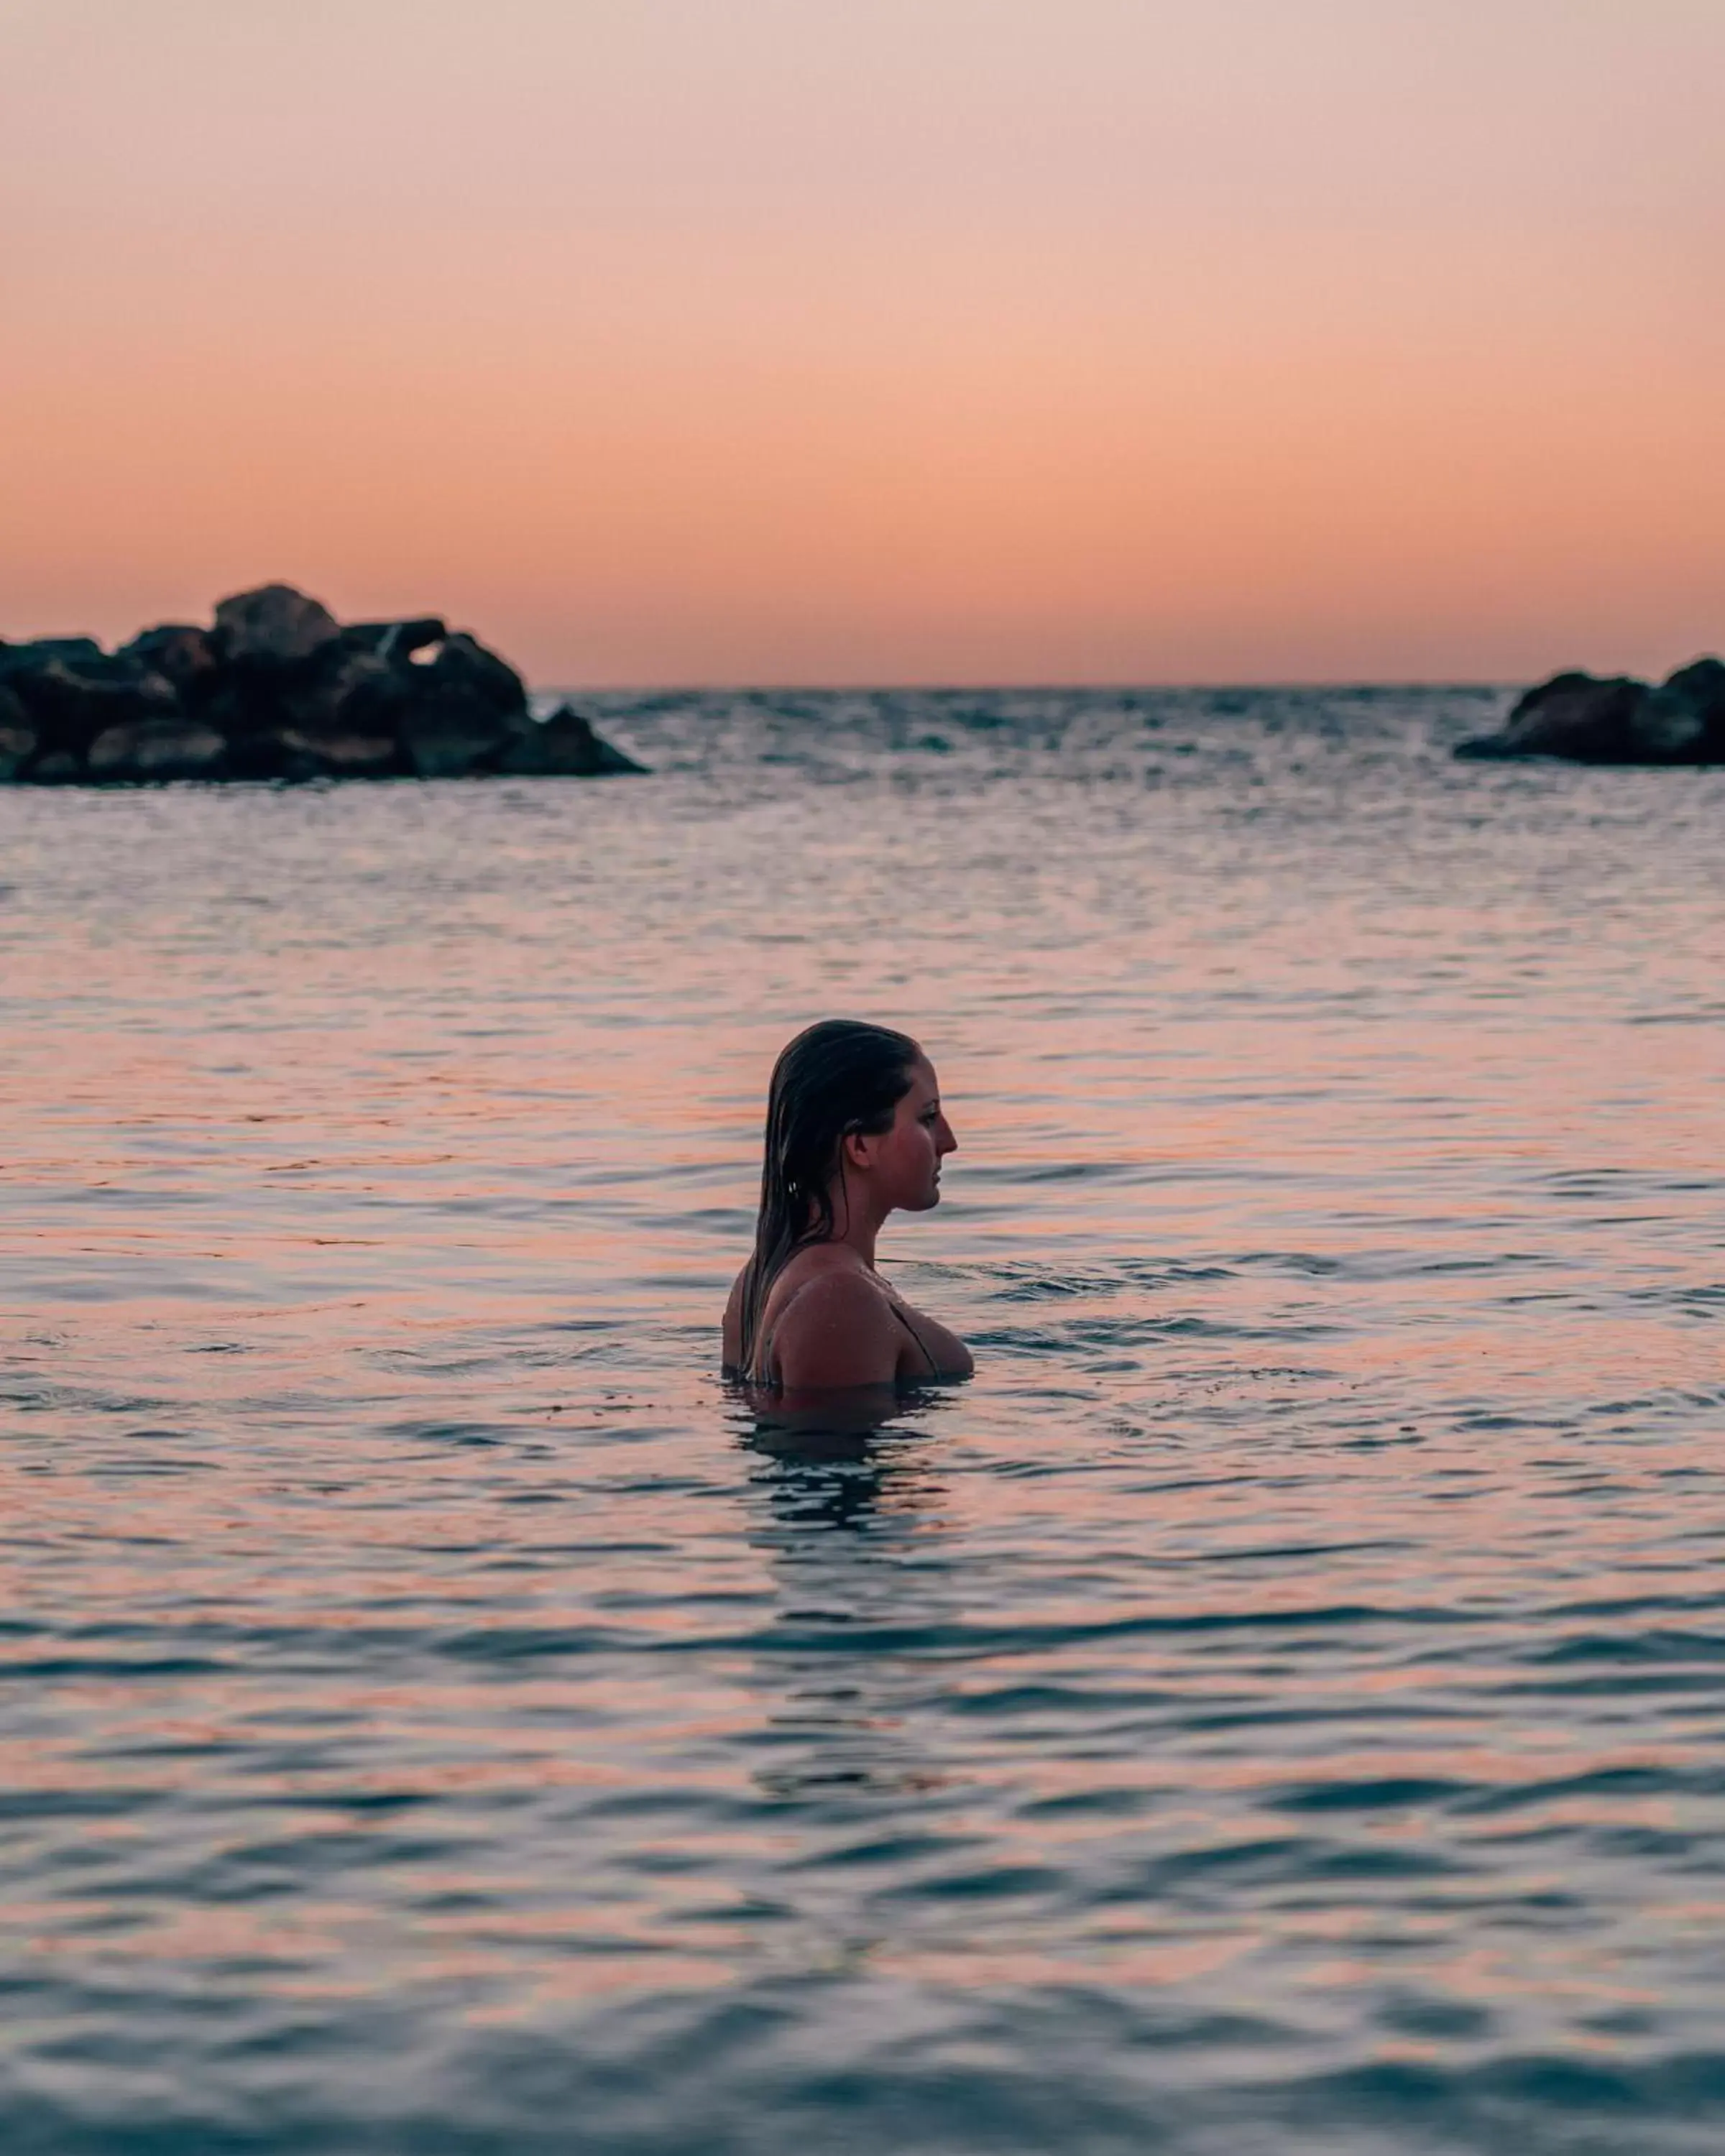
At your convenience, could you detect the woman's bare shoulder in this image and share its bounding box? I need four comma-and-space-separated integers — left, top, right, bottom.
724, 1248, 870, 1370
765, 1251, 889, 1332
765, 1263, 902, 1390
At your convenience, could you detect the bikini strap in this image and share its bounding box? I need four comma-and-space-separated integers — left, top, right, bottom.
889, 1302, 942, 1379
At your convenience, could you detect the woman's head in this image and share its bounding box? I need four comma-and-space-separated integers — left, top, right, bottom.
763, 1018, 923, 1236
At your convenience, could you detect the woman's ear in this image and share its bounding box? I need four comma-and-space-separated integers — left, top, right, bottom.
842, 1127, 874, 1171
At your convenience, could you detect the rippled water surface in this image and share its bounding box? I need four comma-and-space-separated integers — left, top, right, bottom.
3, 688, 1723, 2154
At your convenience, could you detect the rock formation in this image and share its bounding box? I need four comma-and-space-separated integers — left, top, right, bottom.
1456, 658, 1725, 765
0, 586, 645, 785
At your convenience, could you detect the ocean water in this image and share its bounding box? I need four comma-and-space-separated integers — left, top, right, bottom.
2, 687, 1721, 2155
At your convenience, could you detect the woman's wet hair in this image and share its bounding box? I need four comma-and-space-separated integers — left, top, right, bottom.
739, 1018, 921, 1375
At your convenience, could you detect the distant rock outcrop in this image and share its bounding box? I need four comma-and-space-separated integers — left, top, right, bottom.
213, 583, 341, 666
498, 704, 646, 777
0, 586, 645, 786
1456, 658, 1725, 765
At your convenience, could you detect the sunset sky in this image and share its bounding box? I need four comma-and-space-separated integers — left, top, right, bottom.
4, 0, 1721, 685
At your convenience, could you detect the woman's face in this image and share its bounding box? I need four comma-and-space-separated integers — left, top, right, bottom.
865, 1056, 957, 1212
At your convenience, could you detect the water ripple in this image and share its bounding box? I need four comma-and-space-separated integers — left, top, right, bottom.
1, 690, 1722, 2150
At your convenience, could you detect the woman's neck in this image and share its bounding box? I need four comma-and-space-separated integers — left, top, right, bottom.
817, 1176, 886, 1269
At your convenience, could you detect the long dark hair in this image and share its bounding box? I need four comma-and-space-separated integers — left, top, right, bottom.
738, 1019, 921, 1376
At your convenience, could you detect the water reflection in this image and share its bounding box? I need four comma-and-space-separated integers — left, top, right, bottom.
745, 1425, 896, 1534
735, 1404, 960, 1809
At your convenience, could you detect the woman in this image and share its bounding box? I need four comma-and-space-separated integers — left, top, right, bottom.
723, 1020, 973, 1398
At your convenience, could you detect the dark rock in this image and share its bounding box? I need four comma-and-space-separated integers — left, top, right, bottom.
1455, 672, 1651, 763
222, 726, 331, 781
206, 622, 530, 778
321, 643, 415, 718
1638, 657, 1725, 763
201, 676, 287, 742
0, 687, 37, 780
0, 637, 106, 675
229, 725, 402, 782
399, 692, 525, 778
420, 630, 528, 717
497, 704, 646, 776
281, 729, 400, 778
203, 589, 349, 740
202, 639, 352, 741
212, 584, 341, 665
308, 627, 525, 745
257, 643, 360, 732
1456, 660, 1725, 765
0, 646, 182, 757
119, 625, 220, 704
1, 591, 646, 785
341, 630, 532, 776
86, 719, 229, 783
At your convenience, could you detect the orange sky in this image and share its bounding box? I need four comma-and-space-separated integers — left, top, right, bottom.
3, 0, 1721, 684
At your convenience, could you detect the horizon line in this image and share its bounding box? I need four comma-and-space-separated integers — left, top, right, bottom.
534, 676, 1520, 696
